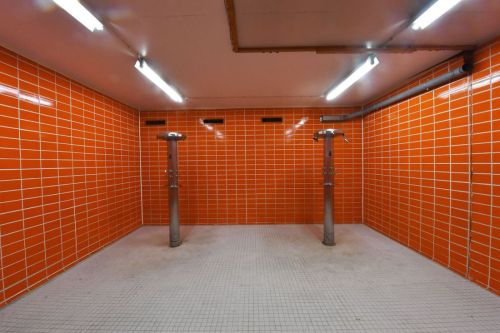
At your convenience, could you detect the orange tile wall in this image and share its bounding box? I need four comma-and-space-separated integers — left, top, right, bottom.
1, 34, 498, 308
140, 109, 362, 225
363, 39, 500, 295
0, 46, 142, 306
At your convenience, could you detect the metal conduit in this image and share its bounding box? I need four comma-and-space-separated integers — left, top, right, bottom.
321, 61, 473, 123
158, 131, 186, 247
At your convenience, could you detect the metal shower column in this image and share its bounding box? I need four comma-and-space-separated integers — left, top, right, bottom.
313, 129, 350, 246
157, 131, 186, 247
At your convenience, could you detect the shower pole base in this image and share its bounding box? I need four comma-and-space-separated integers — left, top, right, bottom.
170, 240, 182, 248
322, 240, 336, 246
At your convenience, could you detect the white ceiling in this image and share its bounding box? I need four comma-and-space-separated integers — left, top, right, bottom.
0, 0, 498, 110
236, 0, 428, 47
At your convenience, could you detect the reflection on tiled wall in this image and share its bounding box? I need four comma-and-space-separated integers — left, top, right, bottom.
363, 39, 499, 295
1, 34, 497, 308
140, 109, 362, 225
0, 46, 142, 305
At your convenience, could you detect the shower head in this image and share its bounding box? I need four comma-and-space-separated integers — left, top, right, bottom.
157, 131, 187, 141
313, 129, 350, 143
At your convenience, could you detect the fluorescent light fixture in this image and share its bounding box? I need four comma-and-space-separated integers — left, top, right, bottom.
412, 0, 463, 30
52, 0, 103, 32
326, 55, 379, 101
135, 58, 183, 103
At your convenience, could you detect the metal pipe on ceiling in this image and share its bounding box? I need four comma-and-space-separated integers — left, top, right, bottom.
237, 45, 475, 54
321, 56, 473, 123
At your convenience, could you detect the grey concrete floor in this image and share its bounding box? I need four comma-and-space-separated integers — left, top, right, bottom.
0, 224, 499, 332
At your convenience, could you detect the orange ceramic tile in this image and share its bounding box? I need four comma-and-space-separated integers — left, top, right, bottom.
1, 35, 499, 308
140, 109, 362, 226
363, 39, 499, 295
0, 46, 142, 305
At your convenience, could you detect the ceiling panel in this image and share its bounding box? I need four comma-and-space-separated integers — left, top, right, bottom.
234, 0, 429, 47
0, 0, 497, 110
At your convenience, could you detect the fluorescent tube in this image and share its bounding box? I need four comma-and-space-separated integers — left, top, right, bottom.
52, 0, 103, 32
326, 56, 379, 101
135, 59, 183, 103
412, 0, 462, 30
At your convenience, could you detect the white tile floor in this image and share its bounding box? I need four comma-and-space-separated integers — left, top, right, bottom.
0, 224, 499, 332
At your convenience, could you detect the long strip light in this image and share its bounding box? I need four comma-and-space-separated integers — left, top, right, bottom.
52, 0, 103, 32
326, 55, 379, 101
412, 0, 463, 30
135, 58, 183, 103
